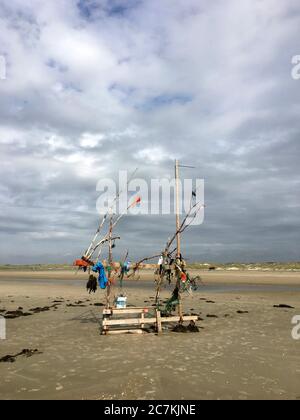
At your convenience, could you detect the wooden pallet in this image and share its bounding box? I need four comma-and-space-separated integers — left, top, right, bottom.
102, 306, 198, 335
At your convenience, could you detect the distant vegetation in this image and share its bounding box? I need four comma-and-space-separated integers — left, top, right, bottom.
188, 262, 300, 271
0, 264, 72, 271
0, 262, 300, 271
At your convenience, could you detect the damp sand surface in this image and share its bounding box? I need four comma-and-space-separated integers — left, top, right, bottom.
0, 270, 300, 400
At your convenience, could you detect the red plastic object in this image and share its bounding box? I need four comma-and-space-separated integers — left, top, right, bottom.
74, 259, 89, 267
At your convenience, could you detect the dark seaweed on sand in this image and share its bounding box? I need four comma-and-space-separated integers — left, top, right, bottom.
0, 349, 42, 363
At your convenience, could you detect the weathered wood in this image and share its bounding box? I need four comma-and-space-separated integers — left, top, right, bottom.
175, 159, 181, 257
101, 304, 198, 335
106, 216, 113, 308
103, 307, 151, 315
162, 315, 198, 323
156, 310, 162, 333
141, 312, 145, 329
104, 329, 145, 335
102, 315, 198, 326
103, 317, 157, 326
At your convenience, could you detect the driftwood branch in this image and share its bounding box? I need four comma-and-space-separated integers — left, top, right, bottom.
92, 236, 120, 255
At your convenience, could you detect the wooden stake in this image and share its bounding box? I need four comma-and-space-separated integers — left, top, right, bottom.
155, 271, 164, 307
175, 160, 183, 321
175, 159, 181, 258
156, 309, 162, 333
141, 312, 145, 329
106, 215, 113, 308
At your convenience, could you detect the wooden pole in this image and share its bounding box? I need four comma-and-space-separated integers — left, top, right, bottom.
175, 160, 183, 321
106, 215, 113, 308
155, 271, 163, 307
175, 159, 181, 258
156, 309, 162, 333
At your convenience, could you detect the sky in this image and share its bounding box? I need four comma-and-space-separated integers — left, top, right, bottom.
0, 0, 300, 264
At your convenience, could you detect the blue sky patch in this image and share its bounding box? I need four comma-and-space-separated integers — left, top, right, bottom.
137, 93, 193, 111
77, 0, 143, 20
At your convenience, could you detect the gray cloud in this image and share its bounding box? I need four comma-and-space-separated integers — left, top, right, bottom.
0, 0, 300, 263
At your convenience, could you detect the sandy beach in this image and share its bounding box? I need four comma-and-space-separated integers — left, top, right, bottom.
0, 270, 300, 400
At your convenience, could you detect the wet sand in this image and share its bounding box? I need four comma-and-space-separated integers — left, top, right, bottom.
0, 270, 300, 400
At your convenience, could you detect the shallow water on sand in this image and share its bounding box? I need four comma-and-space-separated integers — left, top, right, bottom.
2, 277, 300, 294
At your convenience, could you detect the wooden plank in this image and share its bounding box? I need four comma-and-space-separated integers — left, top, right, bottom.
103, 307, 151, 315
123, 307, 152, 310
105, 329, 145, 335
161, 315, 198, 323
103, 317, 157, 326
102, 315, 198, 326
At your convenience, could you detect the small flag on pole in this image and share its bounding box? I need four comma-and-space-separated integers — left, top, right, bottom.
128, 195, 141, 208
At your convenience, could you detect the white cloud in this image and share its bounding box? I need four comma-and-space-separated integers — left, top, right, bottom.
134, 146, 175, 164
79, 132, 105, 148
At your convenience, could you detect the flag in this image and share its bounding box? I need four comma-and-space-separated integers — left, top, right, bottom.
128, 195, 141, 208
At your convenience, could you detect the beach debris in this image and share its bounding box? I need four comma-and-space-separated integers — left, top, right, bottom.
206, 314, 218, 318
4, 310, 33, 319
74, 175, 141, 311
29, 304, 62, 313
172, 322, 200, 333
187, 321, 200, 332
0, 349, 42, 363
172, 324, 188, 333
92, 261, 108, 290
79, 168, 138, 263
273, 304, 295, 309
118, 253, 130, 289
111, 160, 204, 334
30, 306, 51, 313
237, 310, 249, 314
0, 355, 15, 363
164, 287, 180, 314
86, 274, 98, 294
2, 302, 65, 319
66, 303, 86, 307
76, 162, 202, 335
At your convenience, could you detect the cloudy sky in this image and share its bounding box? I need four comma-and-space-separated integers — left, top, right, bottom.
0, 0, 299, 264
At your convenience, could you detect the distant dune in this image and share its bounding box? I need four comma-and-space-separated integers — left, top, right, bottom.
1, 262, 300, 272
